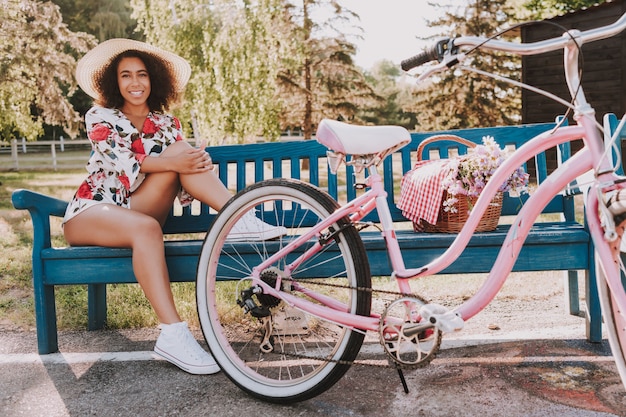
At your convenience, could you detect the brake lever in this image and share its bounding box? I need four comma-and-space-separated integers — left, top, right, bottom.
415, 52, 467, 83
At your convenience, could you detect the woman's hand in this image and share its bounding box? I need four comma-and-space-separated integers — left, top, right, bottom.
173, 140, 214, 174
140, 141, 215, 174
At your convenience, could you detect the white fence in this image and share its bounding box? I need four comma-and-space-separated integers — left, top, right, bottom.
0, 134, 307, 172
0, 138, 91, 171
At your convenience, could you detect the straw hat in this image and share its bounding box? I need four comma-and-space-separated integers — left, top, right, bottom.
75, 38, 191, 99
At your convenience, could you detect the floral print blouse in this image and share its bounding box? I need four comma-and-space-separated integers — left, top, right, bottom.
63, 106, 194, 224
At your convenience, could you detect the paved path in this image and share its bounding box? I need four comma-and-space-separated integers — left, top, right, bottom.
1, 327, 625, 417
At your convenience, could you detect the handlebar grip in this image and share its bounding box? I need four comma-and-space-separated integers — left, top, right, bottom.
401, 38, 451, 71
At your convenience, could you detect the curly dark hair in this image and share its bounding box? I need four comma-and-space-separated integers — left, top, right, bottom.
94, 50, 181, 112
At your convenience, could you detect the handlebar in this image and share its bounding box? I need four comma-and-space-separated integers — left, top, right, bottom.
401, 39, 453, 71
402, 11, 626, 72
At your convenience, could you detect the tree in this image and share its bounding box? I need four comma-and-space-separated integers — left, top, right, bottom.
523, 0, 608, 19
131, 0, 285, 144
276, 0, 380, 138
0, 0, 95, 141
405, 0, 521, 131
52, 0, 139, 41
359, 60, 416, 129
130, 0, 379, 142
88, 0, 138, 41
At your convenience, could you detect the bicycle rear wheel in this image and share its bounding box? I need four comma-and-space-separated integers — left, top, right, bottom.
196, 179, 372, 403
596, 250, 626, 390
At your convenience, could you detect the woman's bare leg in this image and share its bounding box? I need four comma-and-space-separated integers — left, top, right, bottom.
64, 141, 233, 324
179, 169, 231, 209
64, 204, 181, 324
130, 170, 182, 225
138, 141, 232, 211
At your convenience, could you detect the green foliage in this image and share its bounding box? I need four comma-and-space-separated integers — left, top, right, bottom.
523, 0, 608, 19
131, 0, 284, 144
130, 0, 377, 142
53, 0, 139, 41
3, 0, 576, 144
0, 0, 95, 141
276, 0, 379, 138
360, 60, 417, 129
405, 0, 522, 130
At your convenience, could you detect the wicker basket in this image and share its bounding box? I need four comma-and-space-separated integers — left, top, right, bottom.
420, 192, 503, 233
414, 134, 503, 233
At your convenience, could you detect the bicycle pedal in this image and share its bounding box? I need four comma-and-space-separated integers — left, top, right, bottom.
419, 304, 464, 333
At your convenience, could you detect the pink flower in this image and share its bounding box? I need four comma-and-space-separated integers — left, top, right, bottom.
76, 181, 93, 199
90, 124, 111, 142
119, 173, 130, 191
441, 136, 528, 212
143, 118, 158, 135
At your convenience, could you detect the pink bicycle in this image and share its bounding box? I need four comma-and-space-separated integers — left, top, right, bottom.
196, 13, 626, 403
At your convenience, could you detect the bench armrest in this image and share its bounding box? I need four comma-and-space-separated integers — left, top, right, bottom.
11, 189, 69, 251
12, 189, 68, 216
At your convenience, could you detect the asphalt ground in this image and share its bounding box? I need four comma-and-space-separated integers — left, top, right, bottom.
1, 324, 626, 417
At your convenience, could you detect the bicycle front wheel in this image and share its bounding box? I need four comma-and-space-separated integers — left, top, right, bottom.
596, 244, 626, 390
196, 179, 372, 403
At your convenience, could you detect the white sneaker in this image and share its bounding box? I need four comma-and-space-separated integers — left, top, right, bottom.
154, 322, 220, 375
227, 211, 287, 242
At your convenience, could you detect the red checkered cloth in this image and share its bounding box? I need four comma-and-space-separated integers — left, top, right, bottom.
397, 159, 451, 228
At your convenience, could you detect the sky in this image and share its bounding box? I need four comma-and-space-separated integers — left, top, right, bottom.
338, 1, 464, 69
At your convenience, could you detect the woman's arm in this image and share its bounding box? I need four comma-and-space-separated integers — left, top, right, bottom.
139, 142, 213, 174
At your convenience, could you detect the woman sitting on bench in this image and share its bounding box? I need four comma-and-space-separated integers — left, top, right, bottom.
63, 39, 285, 375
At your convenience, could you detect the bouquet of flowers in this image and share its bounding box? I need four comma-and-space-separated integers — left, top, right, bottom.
440, 135, 529, 214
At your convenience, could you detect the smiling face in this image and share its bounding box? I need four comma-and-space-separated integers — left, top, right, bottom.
95, 49, 178, 112
116, 56, 151, 110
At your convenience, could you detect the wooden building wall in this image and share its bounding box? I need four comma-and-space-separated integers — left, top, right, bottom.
522, 0, 626, 125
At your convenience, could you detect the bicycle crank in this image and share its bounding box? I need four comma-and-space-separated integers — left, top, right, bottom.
379, 296, 443, 369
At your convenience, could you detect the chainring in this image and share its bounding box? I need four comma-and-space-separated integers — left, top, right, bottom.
379, 296, 443, 369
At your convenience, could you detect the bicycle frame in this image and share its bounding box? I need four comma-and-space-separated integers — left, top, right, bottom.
248, 122, 623, 333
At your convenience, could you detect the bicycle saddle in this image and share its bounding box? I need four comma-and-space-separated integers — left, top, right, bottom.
316, 119, 411, 156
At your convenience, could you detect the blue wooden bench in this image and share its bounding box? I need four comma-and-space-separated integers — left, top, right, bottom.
12, 119, 600, 354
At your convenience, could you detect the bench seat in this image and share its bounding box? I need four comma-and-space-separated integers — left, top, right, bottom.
39, 222, 589, 284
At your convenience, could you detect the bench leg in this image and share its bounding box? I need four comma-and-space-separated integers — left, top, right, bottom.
33, 282, 59, 354
566, 270, 581, 316
87, 284, 107, 330
585, 262, 603, 343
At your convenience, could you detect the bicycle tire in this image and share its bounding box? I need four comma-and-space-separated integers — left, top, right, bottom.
596, 249, 626, 390
196, 178, 372, 403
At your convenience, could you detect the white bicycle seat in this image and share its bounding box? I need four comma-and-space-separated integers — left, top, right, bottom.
316, 119, 411, 156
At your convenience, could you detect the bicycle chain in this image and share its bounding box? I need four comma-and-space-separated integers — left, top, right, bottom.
283, 276, 416, 298
269, 277, 428, 369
